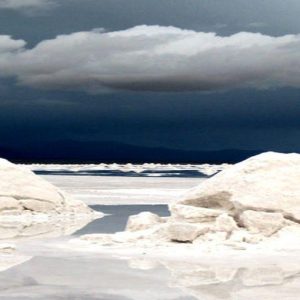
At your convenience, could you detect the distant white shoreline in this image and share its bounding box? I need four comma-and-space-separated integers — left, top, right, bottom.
20, 163, 231, 177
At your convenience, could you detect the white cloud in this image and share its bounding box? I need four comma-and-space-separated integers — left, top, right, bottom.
0, 0, 53, 10
0, 35, 25, 52
1, 25, 300, 93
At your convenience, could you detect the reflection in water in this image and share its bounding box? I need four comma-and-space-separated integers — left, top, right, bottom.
1, 204, 300, 300
2, 251, 300, 300
128, 257, 300, 300
0, 252, 31, 273
0, 215, 98, 276
0, 216, 100, 276
0, 255, 193, 300
0, 216, 98, 241
76, 205, 169, 235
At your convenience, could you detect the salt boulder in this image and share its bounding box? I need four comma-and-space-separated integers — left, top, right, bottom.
126, 212, 163, 232
179, 152, 300, 222
215, 213, 238, 233
239, 210, 285, 236
0, 158, 94, 217
165, 222, 211, 242
170, 204, 223, 223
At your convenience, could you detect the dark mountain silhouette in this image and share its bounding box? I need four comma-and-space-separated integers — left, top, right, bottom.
0, 140, 266, 164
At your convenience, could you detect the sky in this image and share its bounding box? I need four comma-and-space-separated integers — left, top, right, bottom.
1, 0, 300, 162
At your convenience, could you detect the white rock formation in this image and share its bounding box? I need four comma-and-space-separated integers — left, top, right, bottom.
75, 152, 300, 252
165, 222, 211, 242
239, 210, 286, 236
0, 158, 95, 218
180, 151, 300, 222
126, 212, 164, 232
215, 214, 238, 233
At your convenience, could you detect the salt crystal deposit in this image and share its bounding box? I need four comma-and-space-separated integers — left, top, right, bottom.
0, 158, 96, 217
75, 152, 300, 252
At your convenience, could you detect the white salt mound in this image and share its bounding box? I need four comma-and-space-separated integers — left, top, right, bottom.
179, 151, 300, 222
0, 158, 94, 218
76, 152, 300, 252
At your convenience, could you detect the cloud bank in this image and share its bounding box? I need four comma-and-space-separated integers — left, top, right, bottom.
0, 25, 300, 93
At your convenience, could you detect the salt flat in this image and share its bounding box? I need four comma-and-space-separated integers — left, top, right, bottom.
2, 159, 300, 300
4, 204, 300, 300
0, 172, 201, 300
42, 175, 202, 205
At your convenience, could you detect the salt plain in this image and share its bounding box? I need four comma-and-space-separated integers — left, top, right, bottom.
1, 165, 300, 300
43, 175, 202, 205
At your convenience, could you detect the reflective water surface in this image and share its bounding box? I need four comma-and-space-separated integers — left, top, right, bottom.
1, 176, 300, 300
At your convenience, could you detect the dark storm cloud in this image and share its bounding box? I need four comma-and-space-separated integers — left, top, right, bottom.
1, 26, 300, 93
0, 0, 300, 160
0, 84, 300, 153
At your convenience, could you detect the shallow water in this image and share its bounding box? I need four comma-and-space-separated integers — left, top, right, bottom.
0, 204, 194, 300
0, 175, 197, 300
0, 254, 193, 300
2, 175, 300, 300
75, 205, 170, 235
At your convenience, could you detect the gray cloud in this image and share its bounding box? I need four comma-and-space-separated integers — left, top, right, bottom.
1, 25, 300, 93
0, 0, 53, 10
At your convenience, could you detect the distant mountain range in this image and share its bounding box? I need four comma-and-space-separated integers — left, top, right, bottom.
0, 141, 266, 164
